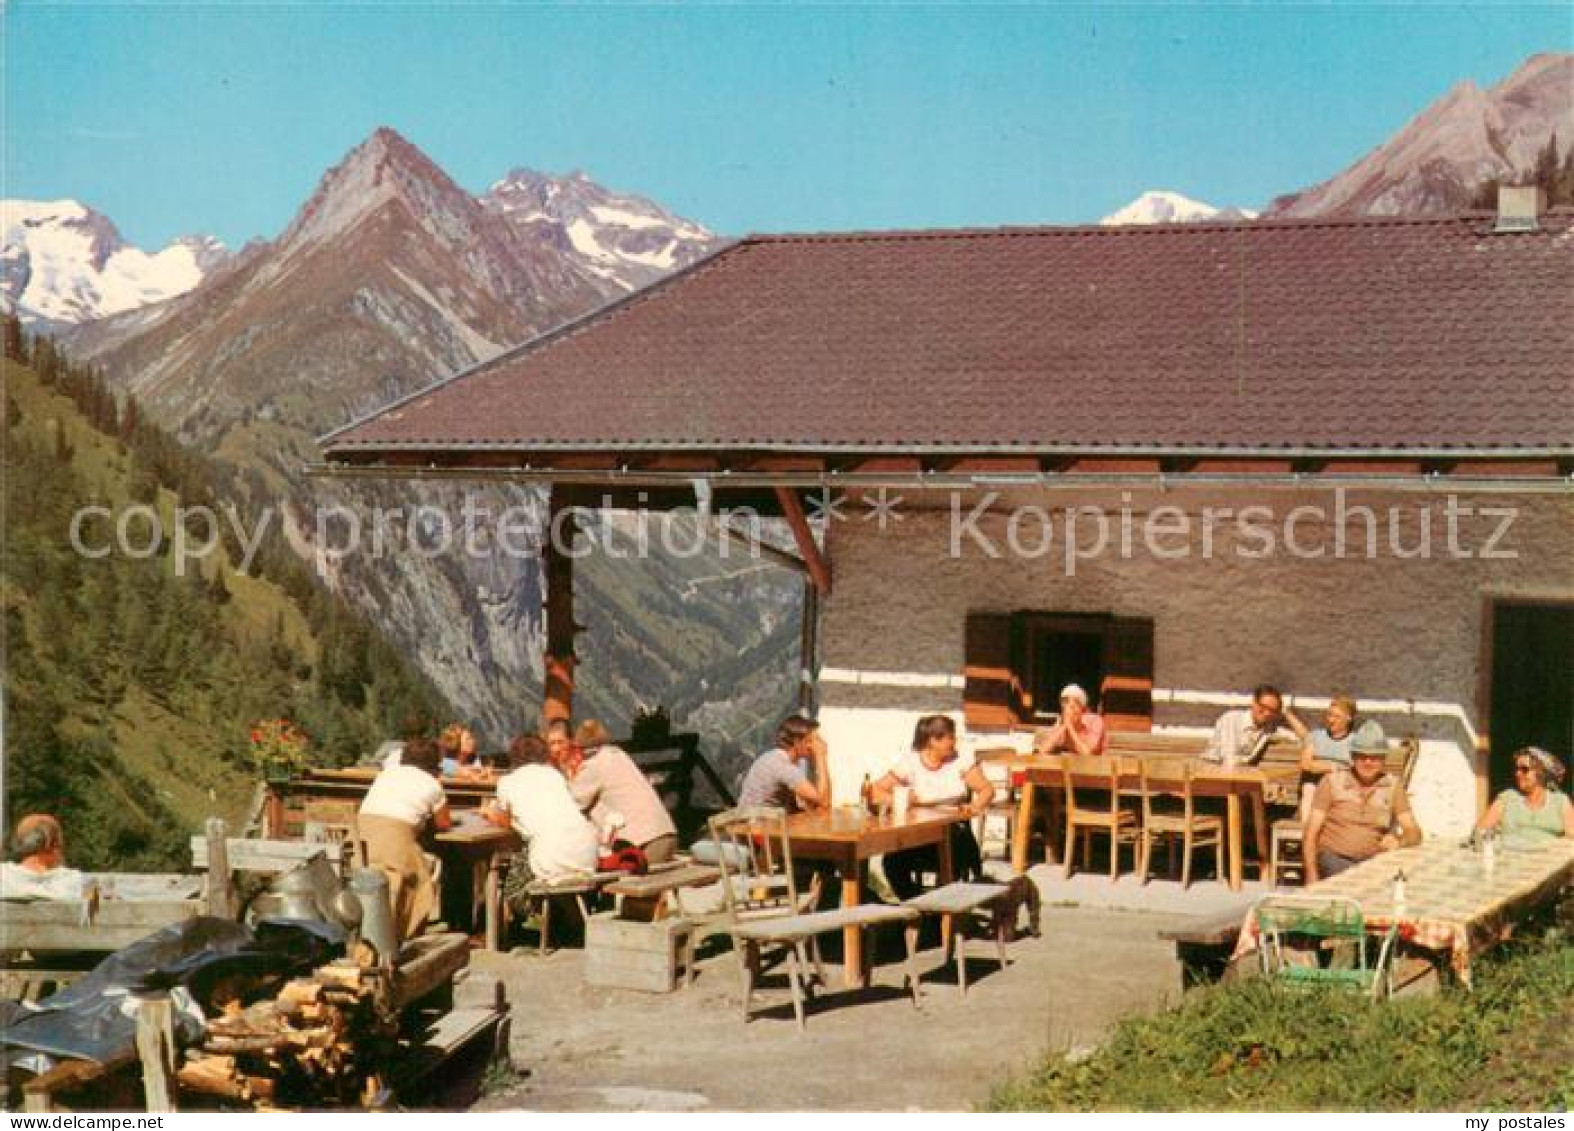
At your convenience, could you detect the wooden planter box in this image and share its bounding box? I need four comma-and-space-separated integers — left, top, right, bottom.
583, 912, 693, 993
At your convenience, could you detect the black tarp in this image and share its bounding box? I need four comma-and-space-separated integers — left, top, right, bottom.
1, 916, 345, 1067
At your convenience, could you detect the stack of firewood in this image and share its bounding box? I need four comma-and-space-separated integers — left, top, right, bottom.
176, 960, 398, 1109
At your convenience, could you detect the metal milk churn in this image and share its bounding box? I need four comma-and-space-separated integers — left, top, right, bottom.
350, 867, 399, 965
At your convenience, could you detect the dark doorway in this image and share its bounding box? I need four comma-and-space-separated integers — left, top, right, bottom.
1032, 627, 1106, 720
1487, 601, 1574, 792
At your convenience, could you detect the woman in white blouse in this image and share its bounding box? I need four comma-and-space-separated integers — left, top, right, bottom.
871, 715, 994, 900
358, 737, 452, 942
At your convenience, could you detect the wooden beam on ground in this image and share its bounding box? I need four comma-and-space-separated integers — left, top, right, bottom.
773, 487, 831, 595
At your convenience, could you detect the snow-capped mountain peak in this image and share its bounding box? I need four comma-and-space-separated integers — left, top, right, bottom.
483, 167, 716, 292
1, 198, 227, 327
1101, 190, 1258, 226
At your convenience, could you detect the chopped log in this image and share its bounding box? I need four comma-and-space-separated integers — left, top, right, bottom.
314, 964, 367, 992
177, 1055, 246, 1100
203, 1034, 288, 1054
278, 979, 323, 1008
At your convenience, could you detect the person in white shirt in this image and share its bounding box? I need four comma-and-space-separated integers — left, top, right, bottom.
358, 738, 451, 942
486, 735, 600, 883
871, 715, 995, 899
1201, 684, 1307, 767
0, 814, 85, 902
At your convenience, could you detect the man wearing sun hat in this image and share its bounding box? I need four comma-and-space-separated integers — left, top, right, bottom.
1303, 720, 1423, 883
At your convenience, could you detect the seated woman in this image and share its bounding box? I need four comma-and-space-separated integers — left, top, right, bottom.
1033, 684, 1107, 756
487, 735, 600, 885
1299, 695, 1358, 773
1477, 746, 1573, 848
438, 722, 491, 781
0, 814, 85, 901
872, 715, 994, 900
358, 737, 451, 942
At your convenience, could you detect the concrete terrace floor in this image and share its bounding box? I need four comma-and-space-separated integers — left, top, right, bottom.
469, 864, 1266, 1112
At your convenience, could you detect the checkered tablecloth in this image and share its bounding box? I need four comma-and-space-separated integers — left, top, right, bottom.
1232, 839, 1574, 986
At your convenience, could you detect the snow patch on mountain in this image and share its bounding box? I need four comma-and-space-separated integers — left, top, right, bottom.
483, 168, 716, 292
2, 199, 227, 325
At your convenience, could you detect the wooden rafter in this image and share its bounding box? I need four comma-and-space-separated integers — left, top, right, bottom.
774, 486, 831, 595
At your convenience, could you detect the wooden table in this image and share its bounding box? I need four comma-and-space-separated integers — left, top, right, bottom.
433, 816, 520, 952
1011, 754, 1277, 890
1234, 838, 1574, 987
784, 806, 970, 988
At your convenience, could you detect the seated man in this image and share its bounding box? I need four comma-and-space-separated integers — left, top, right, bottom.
1034, 683, 1107, 756
0, 814, 86, 901
1303, 721, 1422, 882
566, 720, 680, 864
737, 714, 831, 812
1202, 683, 1308, 767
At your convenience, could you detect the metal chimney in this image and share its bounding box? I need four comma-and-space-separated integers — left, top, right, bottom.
1494, 184, 1545, 232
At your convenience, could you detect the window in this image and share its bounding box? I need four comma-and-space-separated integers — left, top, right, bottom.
963, 611, 1154, 732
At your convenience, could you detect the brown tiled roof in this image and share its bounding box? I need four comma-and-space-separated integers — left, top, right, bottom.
322, 213, 1574, 458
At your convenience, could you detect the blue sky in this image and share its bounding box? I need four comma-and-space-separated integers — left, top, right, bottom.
6, 5, 1569, 248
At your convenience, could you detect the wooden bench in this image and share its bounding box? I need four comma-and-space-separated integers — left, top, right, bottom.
511, 871, 628, 955
1157, 906, 1247, 988
606, 862, 719, 921
903, 881, 1012, 997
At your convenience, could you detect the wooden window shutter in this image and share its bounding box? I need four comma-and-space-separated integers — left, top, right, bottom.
963, 612, 1021, 730
1100, 616, 1155, 733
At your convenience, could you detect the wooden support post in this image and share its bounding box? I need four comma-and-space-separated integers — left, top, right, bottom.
134, 995, 177, 1113
543, 485, 580, 724
774, 486, 831, 595
263, 788, 285, 838
797, 577, 820, 713
204, 817, 235, 920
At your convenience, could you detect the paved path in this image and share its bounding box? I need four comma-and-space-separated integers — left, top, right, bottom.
472, 904, 1185, 1112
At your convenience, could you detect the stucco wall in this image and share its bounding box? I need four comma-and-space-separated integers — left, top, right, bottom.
814, 484, 1574, 839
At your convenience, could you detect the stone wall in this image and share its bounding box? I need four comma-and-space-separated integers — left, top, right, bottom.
813, 483, 1574, 839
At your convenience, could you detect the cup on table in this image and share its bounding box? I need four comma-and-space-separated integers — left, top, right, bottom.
892, 785, 912, 820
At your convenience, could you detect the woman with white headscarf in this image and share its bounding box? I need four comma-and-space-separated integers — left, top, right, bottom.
1477, 747, 1573, 848
1033, 684, 1108, 756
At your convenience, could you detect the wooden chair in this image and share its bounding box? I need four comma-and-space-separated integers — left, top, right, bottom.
1137, 758, 1223, 888
973, 747, 1024, 861
1061, 756, 1141, 880
708, 806, 921, 1029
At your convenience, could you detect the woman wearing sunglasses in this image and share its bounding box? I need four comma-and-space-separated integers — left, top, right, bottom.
1476, 747, 1574, 848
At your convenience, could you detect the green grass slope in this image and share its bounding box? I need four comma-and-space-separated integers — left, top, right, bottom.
2, 350, 448, 870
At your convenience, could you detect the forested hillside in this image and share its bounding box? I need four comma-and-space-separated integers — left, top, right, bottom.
1, 324, 450, 869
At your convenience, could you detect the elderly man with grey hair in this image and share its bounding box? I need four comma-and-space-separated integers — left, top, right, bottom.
1033, 683, 1108, 756
0, 814, 86, 901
